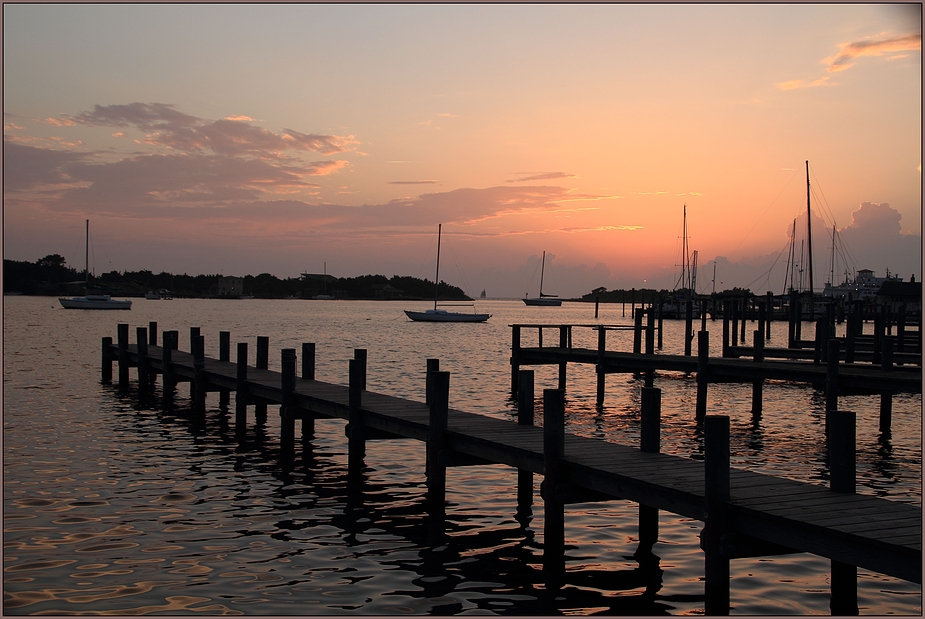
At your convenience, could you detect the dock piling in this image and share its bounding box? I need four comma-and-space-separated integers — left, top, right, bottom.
219, 332, 231, 408
302, 343, 315, 380
703, 414, 731, 615
696, 331, 709, 421
596, 328, 606, 407
347, 357, 366, 476
235, 343, 248, 434
280, 349, 297, 455
517, 369, 535, 516
136, 327, 149, 397
255, 336, 269, 422
829, 410, 859, 615
426, 371, 450, 508
542, 388, 566, 590
101, 337, 113, 383
117, 323, 129, 389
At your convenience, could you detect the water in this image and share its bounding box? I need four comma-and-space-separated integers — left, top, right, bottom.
3, 296, 921, 615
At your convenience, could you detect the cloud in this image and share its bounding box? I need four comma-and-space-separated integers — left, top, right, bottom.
824, 33, 922, 73
388, 180, 438, 185
776, 76, 832, 91
63, 103, 358, 157
507, 172, 577, 183
778, 32, 921, 90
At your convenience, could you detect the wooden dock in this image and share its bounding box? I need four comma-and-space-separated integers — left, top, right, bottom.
103, 322, 921, 615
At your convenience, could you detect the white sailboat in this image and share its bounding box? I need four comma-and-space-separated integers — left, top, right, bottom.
523, 251, 561, 306
404, 225, 491, 322
58, 220, 132, 310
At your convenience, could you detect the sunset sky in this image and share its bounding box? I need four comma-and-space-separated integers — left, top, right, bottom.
4, 3, 921, 298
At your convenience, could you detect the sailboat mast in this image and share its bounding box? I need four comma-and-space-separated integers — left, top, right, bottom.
84, 219, 89, 290
539, 251, 546, 296
805, 161, 814, 295
434, 224, 442, 310
830, 224, 836, 286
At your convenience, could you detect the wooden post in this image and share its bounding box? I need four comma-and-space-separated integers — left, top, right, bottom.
829, 410, 858, 615
162, 331, 176, 398
633, 310, 643, 354
136, 327, 149, 397
517, 369, 535, 515
873, 313, 883, 364
594, 296, 600, 318
657, 299, 664, 349
766, 291, 773, 339
280, 349, 296, 455
684, 300, 693, 356
741, 295, 748, 343
148, 321, 157, 346
427, 371, 450, 509
722, 301, 731, 358
543, 388, 566, 591
235, 342, 248, 435
640, 386, 661, 454
302, 343, 315, 380
881, 336, 894, 372
347, 357, 365, 477
511, 325, 521, 397
117, 323, 129, 389
596, 328, 607, 407
192, 335, 206, 416
646, 308, 655, 355
897, 304, 906, 353
845, 314, 856, 364
826, 339, 841, 424
558, 327, 568, 391
301, 343, 316, 439
354, 348, 367, 391
731, 300, 739, 349
255, 336, 269, 422
219, 331, 231, 409
751, 330, 763, 418
704, 414, 730, 616
813, 317, 825, 365
637, 387, 661, 564
696, 331, 709, 422
426, 358, 440, 406
101, 337, 113, 383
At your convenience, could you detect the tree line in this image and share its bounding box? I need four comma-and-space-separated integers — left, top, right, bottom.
3, 254, 470, 300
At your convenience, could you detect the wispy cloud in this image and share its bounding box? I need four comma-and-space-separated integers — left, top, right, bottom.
507, 171, 577, 183
388, 180, 438, 185
824, 33, 921, 73
778, 32, 921, 90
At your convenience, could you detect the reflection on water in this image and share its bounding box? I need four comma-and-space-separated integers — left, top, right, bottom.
3, 297, 921, 615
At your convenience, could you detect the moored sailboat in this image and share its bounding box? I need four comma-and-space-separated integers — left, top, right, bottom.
58, 220, 132, 310
523, 251, 561, 306
404, 225, 491, 322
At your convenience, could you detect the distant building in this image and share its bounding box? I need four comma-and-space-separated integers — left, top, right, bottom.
218, 276, 244, 297
370, 283, 405, 298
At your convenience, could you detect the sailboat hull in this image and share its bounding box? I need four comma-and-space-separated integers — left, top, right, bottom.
404, 309, 490, 322
523, 297, 562, 306
59, 295, 132, 309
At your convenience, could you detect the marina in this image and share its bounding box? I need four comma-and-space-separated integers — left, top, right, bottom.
4, 297, 921, 615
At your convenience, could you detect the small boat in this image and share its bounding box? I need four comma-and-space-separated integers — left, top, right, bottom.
405, 224, 490, 323
523, 251, 561, 306
59, 220, 132, 310
145, 289, 172, 300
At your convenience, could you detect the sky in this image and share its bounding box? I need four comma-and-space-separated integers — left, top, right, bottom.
3, 3, 922, 298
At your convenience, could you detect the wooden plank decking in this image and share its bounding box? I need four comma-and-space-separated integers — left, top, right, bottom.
108, 339, 921, 586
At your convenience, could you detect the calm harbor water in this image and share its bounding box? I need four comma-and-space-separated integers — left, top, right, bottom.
3, 295, 921, 615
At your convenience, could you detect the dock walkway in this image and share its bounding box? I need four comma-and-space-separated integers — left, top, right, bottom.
103, 322, 921, 614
